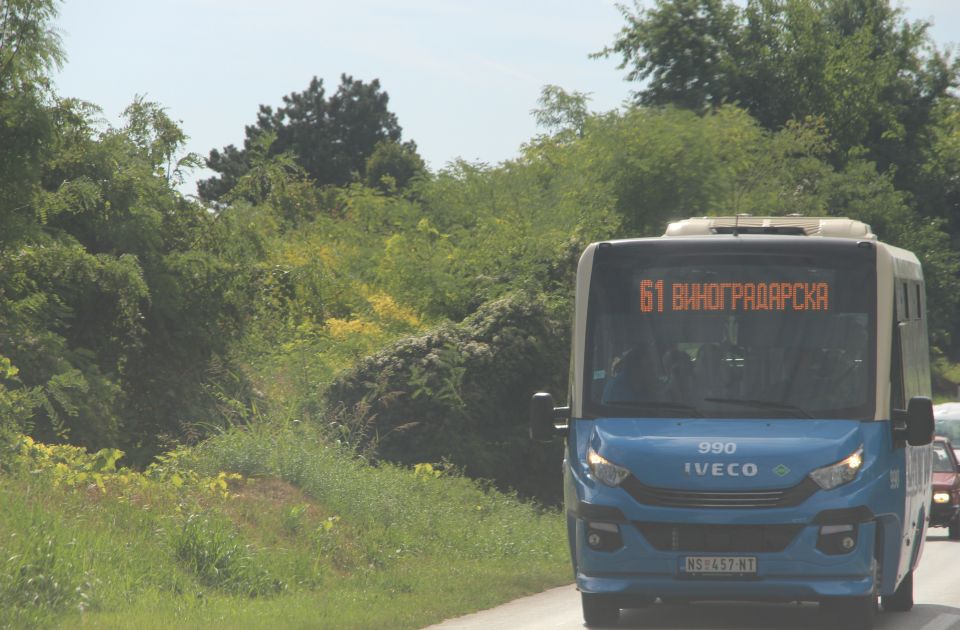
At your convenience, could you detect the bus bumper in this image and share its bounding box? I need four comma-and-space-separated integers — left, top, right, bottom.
574, 518, 878, 602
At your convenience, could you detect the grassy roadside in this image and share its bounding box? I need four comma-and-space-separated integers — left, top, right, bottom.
0, 424, 571, 629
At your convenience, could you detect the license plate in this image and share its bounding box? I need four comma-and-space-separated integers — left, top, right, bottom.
681, 556, 757, 575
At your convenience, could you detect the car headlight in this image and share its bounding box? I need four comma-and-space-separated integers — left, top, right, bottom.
934, 492, 951, 504
809, 446, 864, 490
587, 448, 630, 487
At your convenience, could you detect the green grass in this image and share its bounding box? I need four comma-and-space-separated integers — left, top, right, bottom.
933, 354, 960, 402
0, 424, 571, 629
74, 558, 563, 630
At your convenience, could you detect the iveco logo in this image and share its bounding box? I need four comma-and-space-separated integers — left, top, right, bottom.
684, 462, 759, 477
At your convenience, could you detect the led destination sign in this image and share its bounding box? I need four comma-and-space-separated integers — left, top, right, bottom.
639, 280, 830, 313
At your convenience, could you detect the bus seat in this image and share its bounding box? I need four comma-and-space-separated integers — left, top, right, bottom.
663, 348, 694, 400
695, 343, 728, 399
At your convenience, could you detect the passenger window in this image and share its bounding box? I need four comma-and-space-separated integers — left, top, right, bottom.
891, 325, 905, 411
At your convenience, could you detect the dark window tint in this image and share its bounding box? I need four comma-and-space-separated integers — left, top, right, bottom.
934, 443, 955, 473
584, 241, 876, 420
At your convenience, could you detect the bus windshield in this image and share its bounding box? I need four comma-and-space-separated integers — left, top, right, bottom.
584, 242, 876, 419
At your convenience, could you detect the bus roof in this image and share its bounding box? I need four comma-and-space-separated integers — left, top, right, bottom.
664, 216, 876, 239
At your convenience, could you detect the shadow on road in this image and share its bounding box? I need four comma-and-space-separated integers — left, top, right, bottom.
610, 601, 960, 629
927, 532, 955, 542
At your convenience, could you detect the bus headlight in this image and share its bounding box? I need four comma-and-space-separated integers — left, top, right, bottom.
587, 448, 630, 487
809, 446, 864, 490
934, 492, 951, 504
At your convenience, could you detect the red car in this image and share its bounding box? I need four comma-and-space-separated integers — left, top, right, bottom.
930, 436, 960, 539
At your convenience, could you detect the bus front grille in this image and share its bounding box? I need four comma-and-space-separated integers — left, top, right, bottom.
634, 522, 804, 552
620, 476, 818, 509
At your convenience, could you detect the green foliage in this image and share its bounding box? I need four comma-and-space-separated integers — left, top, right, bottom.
185, 422, 566, 563
364, 140, 426, 193
599, 0, 955, 158
0, 427, 569, 629
216, 98, 960, 507
548, 106, 828, 233
0, 91, 53, 227
199, 75, 415, 202
280, 503, 310, 535
532, 85, 591, 138
0, 356, 42, 443
0, 1, 62, 246
0, 513, 96, 629
121, 97, 203, 187
326, 292, 567, 501
0, 0, 64, 92
3, 434, 243, 502
376, 158, 618, 320
598, 0, 960, 346
0, 240, 148, 446
521, 104, 960, 344
6, 17, 960, 623
0, 92, 258, 458
171, 512, 284, 597
916, 100, 960, 238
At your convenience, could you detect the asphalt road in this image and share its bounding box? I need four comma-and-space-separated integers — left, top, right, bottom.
424, 527, 960, 630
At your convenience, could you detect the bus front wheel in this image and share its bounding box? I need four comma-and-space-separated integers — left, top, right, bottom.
821, 594, 877, 630
880, 570, 913, 612
581, 592, 620, 627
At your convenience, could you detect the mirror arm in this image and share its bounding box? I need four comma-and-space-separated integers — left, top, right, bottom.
891, 408, 908, 443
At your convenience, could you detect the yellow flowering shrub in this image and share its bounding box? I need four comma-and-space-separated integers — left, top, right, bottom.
367, 291, 420, 329
324, 317, 381, 340
8, 434, 242, 500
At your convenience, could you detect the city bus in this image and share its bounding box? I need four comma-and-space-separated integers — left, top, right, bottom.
531, 216, 935, 629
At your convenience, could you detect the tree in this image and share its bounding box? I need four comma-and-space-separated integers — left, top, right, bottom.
531, 84, 592, 138
38, 99, 253, 457
0, 73, 256, 457
364, 141, 426, 193
0, 0, 63, 237
198, 75, 416, 202
0, 0, 64, 92
597, 0, 959, 194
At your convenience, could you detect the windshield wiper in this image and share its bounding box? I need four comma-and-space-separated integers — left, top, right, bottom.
703, 398, 813, 418
603, 400, 702, 417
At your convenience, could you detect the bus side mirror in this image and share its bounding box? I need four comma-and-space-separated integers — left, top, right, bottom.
905, 396, 935, 446
529, 392, 569, 441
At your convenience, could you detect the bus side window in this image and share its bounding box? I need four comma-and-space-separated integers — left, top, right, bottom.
908, 282, 918, 321
891, 324, 906, 412
902, 282, 910, 320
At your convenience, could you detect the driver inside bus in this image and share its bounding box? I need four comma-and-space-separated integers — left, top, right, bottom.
602, 346, 663, 404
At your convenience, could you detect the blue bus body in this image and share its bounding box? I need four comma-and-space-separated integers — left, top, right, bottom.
532, 218, 935, 628
568, 417, 918, 601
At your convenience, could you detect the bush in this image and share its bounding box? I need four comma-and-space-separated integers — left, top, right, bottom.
171, 512, 284, 597
325, 291, 567, 502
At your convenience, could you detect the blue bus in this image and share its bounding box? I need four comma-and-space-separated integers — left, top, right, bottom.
531, 217, 935, 629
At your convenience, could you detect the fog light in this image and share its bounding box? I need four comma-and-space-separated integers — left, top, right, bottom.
934, 492, 951, 504
586, 521, 623, 552
817, 523, 858, 555
820, 524, 854, 535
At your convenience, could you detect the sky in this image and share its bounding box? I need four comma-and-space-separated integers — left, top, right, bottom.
51, 1, 960, 196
